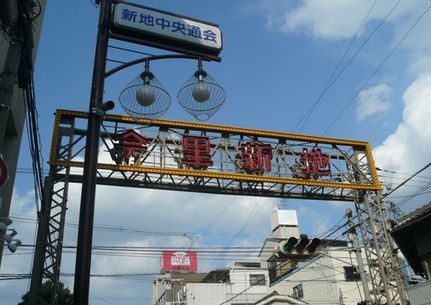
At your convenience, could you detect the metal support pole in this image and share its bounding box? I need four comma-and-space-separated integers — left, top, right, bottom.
73, 1, 111, 305
28, 176, 52, 305
374, 192, 408, 305
0, 42, 22, 269
0, 43, 21, 151
351, 150, 408, 304
346, 208, 372, 304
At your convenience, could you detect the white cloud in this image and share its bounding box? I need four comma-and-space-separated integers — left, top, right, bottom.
267, 0, 427, 43
391, 4, 431, 52
281, 0, 377, 40
408, 54, 431, 76
373, 73, 431, 175
259, 0, 431, 202
356, 83, 392, 120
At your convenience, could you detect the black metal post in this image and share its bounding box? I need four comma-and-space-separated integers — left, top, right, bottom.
73, 1, 111, 305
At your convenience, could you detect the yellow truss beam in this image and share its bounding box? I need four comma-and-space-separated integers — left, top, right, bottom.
50, 160, 380, 191
50, 109, 381, 191
55, 109, 369, 146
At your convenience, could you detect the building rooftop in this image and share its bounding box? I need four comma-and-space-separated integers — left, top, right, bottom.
201, 269, 230, 283
391, 202, 431, 276
253, 291, 308, 305
170, 272, 208, 283
392, 201, 431, 231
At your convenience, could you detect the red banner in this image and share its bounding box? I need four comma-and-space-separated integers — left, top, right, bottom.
161, 251, 198, 272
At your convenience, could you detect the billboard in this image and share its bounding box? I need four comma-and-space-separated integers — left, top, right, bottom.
161, 251, 198, 273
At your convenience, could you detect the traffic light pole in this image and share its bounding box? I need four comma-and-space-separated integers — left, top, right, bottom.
73, 1, 111, 305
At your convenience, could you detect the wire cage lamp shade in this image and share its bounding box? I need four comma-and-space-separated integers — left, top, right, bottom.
177, 68, 226, 121
119, 70, 171, 119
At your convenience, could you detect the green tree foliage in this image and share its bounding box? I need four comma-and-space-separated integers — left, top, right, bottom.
18, 280, 73, 305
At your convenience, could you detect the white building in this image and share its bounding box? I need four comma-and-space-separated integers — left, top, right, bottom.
152, 210, 369, 305
152, 261, 306, 305
153, 262, 273, 305
152, 262, 305, 305
260, 210, 366, 305
266, 246, 365, 305
391, 202, 431, 305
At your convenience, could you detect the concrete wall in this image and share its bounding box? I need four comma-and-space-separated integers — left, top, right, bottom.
186, 283, 226, 305
0, 0, 47, 268
227, 267, 270, 304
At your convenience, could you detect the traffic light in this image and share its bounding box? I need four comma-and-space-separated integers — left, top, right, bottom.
273, 235, 321, 260
294, 235, 309, 253
305, 238, 320, 253
278, 236, 298, 254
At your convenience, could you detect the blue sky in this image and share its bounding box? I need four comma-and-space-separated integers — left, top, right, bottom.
2, 0, 431, 304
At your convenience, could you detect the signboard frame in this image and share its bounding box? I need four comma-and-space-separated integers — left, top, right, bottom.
48, 110, 381, 202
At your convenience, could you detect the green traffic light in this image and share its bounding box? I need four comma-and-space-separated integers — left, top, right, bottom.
282, 237, 298, 253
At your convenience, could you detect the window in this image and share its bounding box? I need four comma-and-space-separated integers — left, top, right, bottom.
344, 266, 361, 281
293, 284, 303, 299
249, 274, 266, 286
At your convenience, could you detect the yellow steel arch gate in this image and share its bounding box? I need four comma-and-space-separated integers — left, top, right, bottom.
29, 109, 407, 305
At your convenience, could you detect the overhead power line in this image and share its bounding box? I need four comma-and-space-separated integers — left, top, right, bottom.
24, 74, 44, 213
386, 189, 431, 199
108, 44, 155, 57
293, 0, 397, 132
11, 214, 268, 238
212, 199, 268, 269
382, 163, 431, 199
189, 196, 238, 249
395, 181, 431, 210
379, 174, 431, 185
378, 167, 431, 179
323, 3, 431, 134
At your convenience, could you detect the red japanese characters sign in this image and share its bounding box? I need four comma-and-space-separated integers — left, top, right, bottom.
182, 135, 213, 169
161, 251, 198, 273
50, 110, 382, 198
111, 129, 149, 165
300, 148, 331, 179
240, 142, 272, 173
108, 131, 335, 180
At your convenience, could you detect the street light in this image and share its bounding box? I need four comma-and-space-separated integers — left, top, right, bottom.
7, 239, 22, 253
177, 59, 226, 121
119, 60, 171, 119
136, 71, 156, 106
2, 228, 16, 243
192, 70, 211, 103
118, 58, 226, 120
0, 222, 7, 235
0, 223, 21, 253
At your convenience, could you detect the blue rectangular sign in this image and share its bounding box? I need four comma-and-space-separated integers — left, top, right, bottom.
112, 3, 223, 57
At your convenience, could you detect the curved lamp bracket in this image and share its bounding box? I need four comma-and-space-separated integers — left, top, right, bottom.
105, 54, 210, 78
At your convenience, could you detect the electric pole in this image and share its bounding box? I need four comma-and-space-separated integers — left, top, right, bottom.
346, 208, 372, 304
